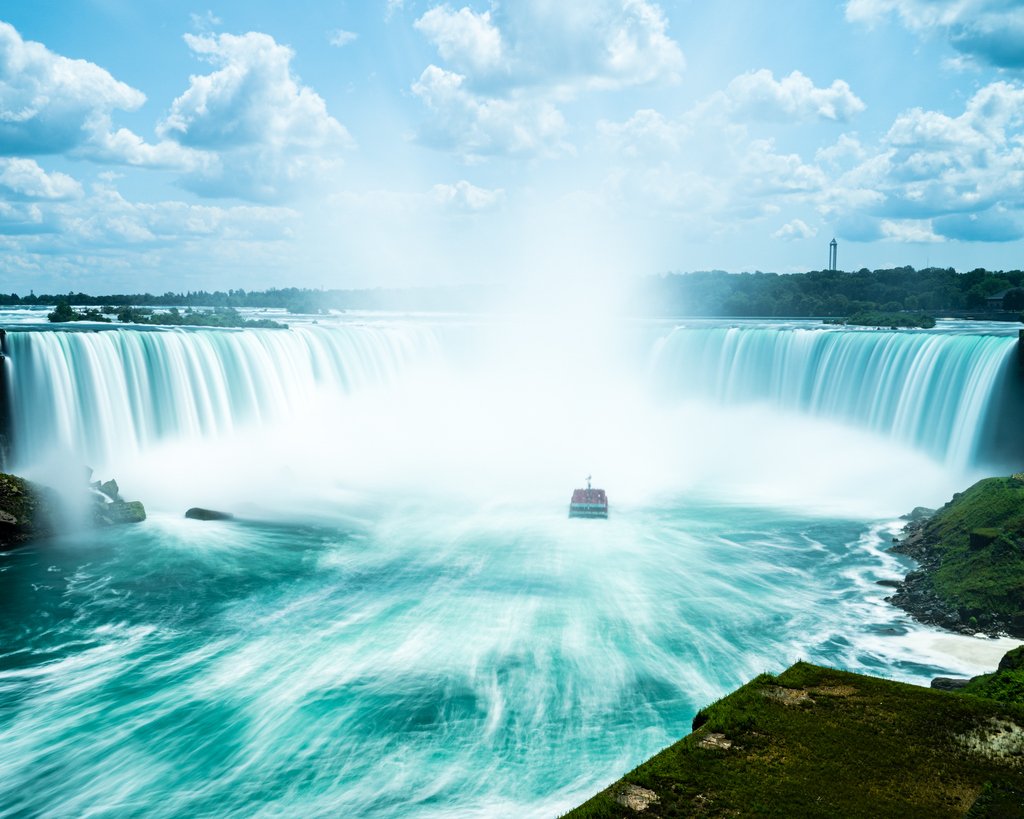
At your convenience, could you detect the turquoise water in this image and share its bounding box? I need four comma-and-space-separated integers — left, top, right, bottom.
0, 499, 965, 817
0, 317, 1020, 816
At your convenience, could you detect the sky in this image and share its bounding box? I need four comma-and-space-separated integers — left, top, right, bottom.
1, 0, 1024, 294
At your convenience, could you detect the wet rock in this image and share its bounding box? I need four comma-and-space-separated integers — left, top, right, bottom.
185, 507, 234, 521
0, 472, 60, 548
97, 479, 120, 502
95, 500, 146, 526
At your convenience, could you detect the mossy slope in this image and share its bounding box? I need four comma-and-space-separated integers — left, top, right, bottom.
566, 662, 1024, 818
890, 476, 1024, 636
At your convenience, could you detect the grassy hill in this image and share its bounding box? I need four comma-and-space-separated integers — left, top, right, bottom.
565, 659, 1024, 818
890, 476, 1024, 637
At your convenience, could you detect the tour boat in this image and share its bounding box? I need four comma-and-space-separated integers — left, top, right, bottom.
569, 476, 608, 518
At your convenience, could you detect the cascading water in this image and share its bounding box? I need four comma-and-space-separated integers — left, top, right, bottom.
649, 324, 1018, 468
0, 317, 1021, 817
4, 324, 442, 469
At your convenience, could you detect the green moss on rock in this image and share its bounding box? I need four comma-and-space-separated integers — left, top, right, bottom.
565, 661, 1024, 819
889, 477, 1024, 637
0, 472, 60, 547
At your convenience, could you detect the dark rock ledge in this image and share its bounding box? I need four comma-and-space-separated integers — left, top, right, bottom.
0, 469, 145, 549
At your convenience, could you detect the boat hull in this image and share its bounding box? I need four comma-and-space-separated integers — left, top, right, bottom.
569, 504, 608, 519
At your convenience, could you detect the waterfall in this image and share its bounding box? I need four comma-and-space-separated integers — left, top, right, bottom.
4, 325, 441, 469
2, 321, 1018, 476
649, 325, 1017, 468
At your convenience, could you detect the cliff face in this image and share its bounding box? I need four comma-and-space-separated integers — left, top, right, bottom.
566, 659, 1024, 818
889, 476, 1024, 638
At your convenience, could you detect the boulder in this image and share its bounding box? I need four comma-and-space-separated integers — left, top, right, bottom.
97, 479, 120, 502
95, 500, 146, 526
2, 471, 145, 548
185, 507, 234, 521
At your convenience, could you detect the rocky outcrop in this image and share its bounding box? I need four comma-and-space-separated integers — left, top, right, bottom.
89, 476, 146, 526
887, 477, 1024, 638
0, 472, 61, 548
0, 470, 145, 549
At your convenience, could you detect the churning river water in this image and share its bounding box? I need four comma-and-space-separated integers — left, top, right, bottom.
0, 313, 1020, 816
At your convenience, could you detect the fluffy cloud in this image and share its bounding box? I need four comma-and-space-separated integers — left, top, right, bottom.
718, 70, 866, 123
598, 109, 688, 157
328, 29, 358, 48
415, 6, 504, 74
432, 179, 504, 210
0, 21, 143, 156
0, 178, 297, 248
0, 22, 205, 170
821, 81, 1024, 241
412, 0, 683, 157
158, 32, 353, 200
602, 69, 864, 161
846, 0, 1024, 68
774, 219, 817, 241
599, 74, 1024, 244
0, 158, 81, 200
412, 65, 568, 157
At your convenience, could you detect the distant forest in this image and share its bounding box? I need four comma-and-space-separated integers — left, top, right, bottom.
635, 266, 1024, 318
2, 267, 1023, 319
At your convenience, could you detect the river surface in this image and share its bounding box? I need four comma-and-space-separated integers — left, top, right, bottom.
0, 314, 1020, 816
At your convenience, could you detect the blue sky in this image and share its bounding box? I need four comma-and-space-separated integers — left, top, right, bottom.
2, 0, 1024, 294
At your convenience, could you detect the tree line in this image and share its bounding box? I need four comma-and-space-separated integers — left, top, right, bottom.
4, 267, 1024, 319
632, 267, 1024, 318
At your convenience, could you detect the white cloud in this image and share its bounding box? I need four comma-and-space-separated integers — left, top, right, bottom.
190, 11, 223, 33
432, 180, 504, 210
598, 109, 688, 157
158, 31, 353, 200
597, 74, 1024, 245
879, 218, 942, 242
2, 179, 297, 249
774, 219, 817, 240
814, 81, 1024, 242
328, 29, 358, 48
411, 0, 683, 157
719, 70, 866, 123
816, 134, 868, 169
0, 21, 142, 155
412, 65, 568, 157
846, 0, 1024, 68
415, 7, 504, 74
0, 158, 82, 200
386, 0, 405, 21
0, 22, 204, 170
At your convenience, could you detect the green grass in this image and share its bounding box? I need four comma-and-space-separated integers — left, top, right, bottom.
565, 662, 1024, 818
961, 647, 1024, 707
919, 477, 1024, 622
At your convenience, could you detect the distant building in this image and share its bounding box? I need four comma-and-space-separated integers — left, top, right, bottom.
986, 288, 1024, 310
828, 238, 837, 272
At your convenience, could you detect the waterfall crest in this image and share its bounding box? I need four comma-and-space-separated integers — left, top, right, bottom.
4, 325, 440, 468
650, 326, 1016, 467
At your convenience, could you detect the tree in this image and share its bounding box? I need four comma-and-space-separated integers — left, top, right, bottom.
47, 300, 76, 323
